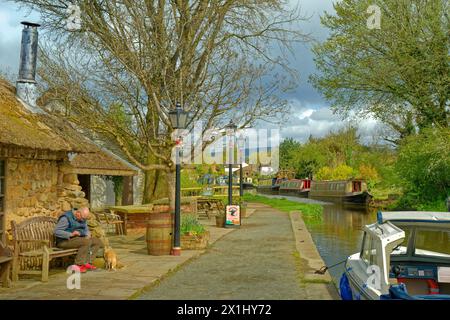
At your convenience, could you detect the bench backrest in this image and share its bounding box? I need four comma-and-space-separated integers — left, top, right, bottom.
11, 217, 58, 252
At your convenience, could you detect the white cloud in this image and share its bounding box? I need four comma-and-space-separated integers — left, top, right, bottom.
280, 99, 383, 144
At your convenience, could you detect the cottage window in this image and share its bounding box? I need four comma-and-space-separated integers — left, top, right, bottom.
0, 160, 5, 242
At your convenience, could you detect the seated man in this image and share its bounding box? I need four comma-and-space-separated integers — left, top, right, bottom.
54, 207, 104, 273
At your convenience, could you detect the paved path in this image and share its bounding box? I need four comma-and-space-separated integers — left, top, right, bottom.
0, 220, 234, 300
137, 204, 337, 300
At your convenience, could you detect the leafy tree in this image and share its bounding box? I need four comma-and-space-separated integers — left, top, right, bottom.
358, 164, 380, 189
315, 164, 355, 180
395, 126, 450, 204
279, 138, 301, 171
311, 0, 449, 143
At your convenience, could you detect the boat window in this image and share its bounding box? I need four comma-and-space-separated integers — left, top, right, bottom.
391, 228, 411, 256
414, 229, 450, 259
361, 233, 377, 266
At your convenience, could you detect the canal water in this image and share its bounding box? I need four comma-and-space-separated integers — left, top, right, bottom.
302, 203, 377, 285
260, 194, 377, 286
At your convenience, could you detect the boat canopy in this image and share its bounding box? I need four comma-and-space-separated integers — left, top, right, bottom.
377, 211, 450, 225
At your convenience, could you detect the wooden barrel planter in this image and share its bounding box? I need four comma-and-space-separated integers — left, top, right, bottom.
146, 212, 173, 256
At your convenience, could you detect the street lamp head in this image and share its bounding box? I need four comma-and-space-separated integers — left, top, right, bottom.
169, 102, 188, 129
225, 119, 238, 137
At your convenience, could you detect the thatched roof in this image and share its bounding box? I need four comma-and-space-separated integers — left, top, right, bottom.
1, 78, 138, 176
68, 147, 139, 176
0, 79, 97, 153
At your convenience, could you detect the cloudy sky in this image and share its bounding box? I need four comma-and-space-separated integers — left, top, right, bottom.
0, 0, 381, 144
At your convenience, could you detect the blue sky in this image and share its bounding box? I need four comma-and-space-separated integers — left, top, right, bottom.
0, 0, 381, 143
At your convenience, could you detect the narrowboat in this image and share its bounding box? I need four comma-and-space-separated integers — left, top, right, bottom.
256, 177, 285, 194
279, 179, 311, 197
255, 177, 273, 194
271, 177, 285, 194
242, 177, 255, 190
340, 211, 450, 300
309, 180, 372, 204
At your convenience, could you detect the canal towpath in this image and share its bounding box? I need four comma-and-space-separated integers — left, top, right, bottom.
137, 203, 338, 300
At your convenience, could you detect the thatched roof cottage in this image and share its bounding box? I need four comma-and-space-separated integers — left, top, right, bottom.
0, 22, 139, 244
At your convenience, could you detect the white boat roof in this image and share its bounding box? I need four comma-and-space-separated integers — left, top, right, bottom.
378, 211, 450, 224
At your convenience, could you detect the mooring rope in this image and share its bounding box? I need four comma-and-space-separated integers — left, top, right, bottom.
314, 258, 348, 274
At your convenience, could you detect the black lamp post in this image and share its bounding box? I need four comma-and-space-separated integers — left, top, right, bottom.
225, 120, 237, 212
238, 133, 245, 198
169, 102, 188, 256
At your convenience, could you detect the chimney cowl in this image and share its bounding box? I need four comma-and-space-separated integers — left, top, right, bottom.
16, 21, 41, 111
21, 21, 41, 28
18, 21, 40, 83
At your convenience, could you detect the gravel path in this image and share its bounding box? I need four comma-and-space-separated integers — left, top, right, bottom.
137, 206, 312, 300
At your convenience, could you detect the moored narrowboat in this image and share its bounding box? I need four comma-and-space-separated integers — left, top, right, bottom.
279, 179, 311, 197
309, 180, 372, 204
256, 177, 285, 194
256, 177, 273, 194
242, 177, 255, 190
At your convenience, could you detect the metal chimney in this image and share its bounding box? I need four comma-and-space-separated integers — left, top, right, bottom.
16, 21, 41, 110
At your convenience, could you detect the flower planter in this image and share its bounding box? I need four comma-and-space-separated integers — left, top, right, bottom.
181, 231, 210, 250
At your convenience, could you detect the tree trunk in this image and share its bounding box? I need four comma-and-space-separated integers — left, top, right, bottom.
143, 169, 170, 203
143, 169, 156, 204
122, 176, 134, 205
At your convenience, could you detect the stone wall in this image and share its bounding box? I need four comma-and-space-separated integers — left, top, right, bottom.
5, 158, 88, 233
57, 168, 89, 211
5, 158, 59, 227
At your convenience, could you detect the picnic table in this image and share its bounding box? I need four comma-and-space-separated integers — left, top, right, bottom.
108, 204, 154, 235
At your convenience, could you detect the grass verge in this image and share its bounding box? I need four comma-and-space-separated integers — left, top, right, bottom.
243, 194, 323, 217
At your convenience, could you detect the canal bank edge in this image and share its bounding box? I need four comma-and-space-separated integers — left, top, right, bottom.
289, 210, 334, 284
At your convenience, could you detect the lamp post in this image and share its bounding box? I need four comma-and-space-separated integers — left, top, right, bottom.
237, 133, 245, 198
225, 120, 237, 207
169, 102, 188, 256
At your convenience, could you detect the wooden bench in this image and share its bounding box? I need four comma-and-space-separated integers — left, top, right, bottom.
0, 241, 12, 288
11, 216, 79, 282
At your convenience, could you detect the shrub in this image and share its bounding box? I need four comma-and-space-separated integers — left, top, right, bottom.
394, 127, 450, 210
315, 164, 355, 180
181, 215, 206, 235
358, 164, 380, 190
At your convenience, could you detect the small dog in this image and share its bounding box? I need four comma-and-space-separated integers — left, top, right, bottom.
103, 246, 118, 271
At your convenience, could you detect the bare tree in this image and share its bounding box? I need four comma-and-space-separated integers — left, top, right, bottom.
15, 0, 308, 203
